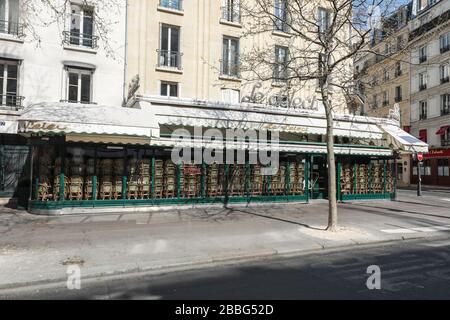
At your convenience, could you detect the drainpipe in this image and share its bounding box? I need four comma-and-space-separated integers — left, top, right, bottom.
122, 0, 129, 107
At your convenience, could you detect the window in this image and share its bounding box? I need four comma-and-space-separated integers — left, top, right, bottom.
221, 88, 240, 104
274, 46, 288, 82
441, 94, 450, 115
419, 100, 428, 120
419, 72, 427, 91
67, 3, 96, 48
160, 81, 178, 97
158, 24, 181, 69
274, 0, 288, 32
318, 7, 330, 35
383, 91, 389, 106
0, 0, 20, 36
66, 67, 93, 104
221, 37, 239, 77
441, 127, 450, 146
440, 33, 450, 53
395, 61, 402, 77
419, 46, 427, 63
438, 159, 449, 177
0, 60, 21, 108
440, 64, 450, 84
397, 35, 404, 50
419, 129, 427, 143
371, 94, 378, 109
159, 0, 182, 11
395, 85, 402, 102
221, 0, 240, 23
383, 69, 389, 81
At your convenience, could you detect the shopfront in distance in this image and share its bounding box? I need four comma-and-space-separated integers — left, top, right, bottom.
18, 98, 428, 215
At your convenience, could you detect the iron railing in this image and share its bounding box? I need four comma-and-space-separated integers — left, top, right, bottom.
419, 55, 427, 63
221, 5, 241, 23
441, 45, 450, 54
0, 20, 24, 37
157, 50, 182, 70
159, 0, 183, 11
441, 77, 450, 84
442, 139, 450, 147
63, 31, 99, 49
395, 96, 402, 102
419, 84, 427, 91
0, 94, 25, 110
441, 106, 450, 115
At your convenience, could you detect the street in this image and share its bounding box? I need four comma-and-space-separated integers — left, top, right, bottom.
2, 237, 450, 299
0, 188, 450, 299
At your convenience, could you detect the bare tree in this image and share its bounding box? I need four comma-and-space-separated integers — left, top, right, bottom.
239, 0, 401, 231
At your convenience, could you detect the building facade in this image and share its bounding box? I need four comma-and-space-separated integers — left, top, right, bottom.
409, 0, 450, 186
0, 0, 126, 206
355, 3, 413, 187
0, 0, 427, 214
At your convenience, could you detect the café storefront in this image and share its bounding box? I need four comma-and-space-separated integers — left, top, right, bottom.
17, 99, 428, 214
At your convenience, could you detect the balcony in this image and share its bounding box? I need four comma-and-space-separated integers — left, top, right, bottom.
157, 50, 183, 70
419, 114, 427, 120
395, 69, 402, 77
0, 20, 24, 38
0, 94, 25, 111
419, 56, 427, 63
63, 31, 99, 49
442, 139, 450, 147
395, 96, 403, 102
441, 45, 450, 54
159, 0, 183, 11
441, 77, 450, 84
382, 101, 389, 107
221, 6, 241, 24
442, 107, 450, 116
419, 84, 427, 91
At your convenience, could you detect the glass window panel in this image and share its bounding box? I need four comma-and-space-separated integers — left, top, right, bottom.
169, 83, 178, 97
6, 78, 16, 94
82, 10, 94, 47
70, 4, 81, 45
69, 72, 78, 86
161, 25, 169, 51
170, 27, 179, 52
160, 83, 168, 96
8, 0, 19, 23
0, 0, 5, 23
68, 86, 78, 102
7, 64, 17, 79
80, 74, 91, 103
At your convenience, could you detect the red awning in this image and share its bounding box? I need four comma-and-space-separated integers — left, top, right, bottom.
436, 126, 450, 135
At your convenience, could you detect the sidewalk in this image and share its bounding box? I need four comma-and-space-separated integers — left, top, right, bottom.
0, 190, 450, 290
399, 185, 450, 193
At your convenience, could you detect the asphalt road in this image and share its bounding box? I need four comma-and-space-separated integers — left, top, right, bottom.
3, 237, 450, 300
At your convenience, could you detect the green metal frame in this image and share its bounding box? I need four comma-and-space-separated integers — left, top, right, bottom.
28, 140, 399, 211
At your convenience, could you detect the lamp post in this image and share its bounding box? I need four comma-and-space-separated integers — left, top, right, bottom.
416, 152, 423, 197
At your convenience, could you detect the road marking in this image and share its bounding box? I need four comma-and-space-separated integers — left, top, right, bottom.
381, 225, 450, 234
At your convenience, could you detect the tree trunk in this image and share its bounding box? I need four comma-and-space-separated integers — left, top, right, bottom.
322, 88, 338, 232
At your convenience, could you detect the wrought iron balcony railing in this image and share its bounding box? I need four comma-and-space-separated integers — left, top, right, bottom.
0, 94, 25, 111
63, 31, 99, 49
221, 6, 241, 23
419, 56, 427, 63
157, 50, 183, 70
441, 45, 450, 54
441, 77, 450, 84
441, 139, 450, 147
159, 0, 183, 11
395, 96, 403, 102
419, 84, 427, 91
441, 107, 450, 115
0, 20, 24, 37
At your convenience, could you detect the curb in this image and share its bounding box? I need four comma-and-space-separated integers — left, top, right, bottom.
0, 233, 447, 294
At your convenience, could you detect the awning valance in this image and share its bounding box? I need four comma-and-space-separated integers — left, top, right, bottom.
380, 124, 429, 153
151, 137, 393, 157
18, 102, 160, 139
